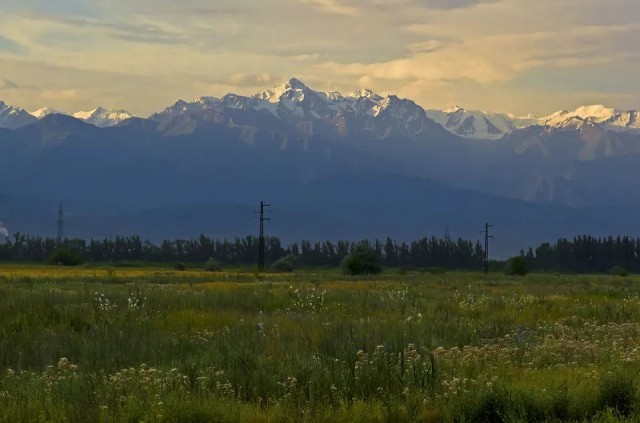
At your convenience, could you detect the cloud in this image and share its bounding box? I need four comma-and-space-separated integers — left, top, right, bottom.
40, 89, 80, 101
221, 73, 282, 87
413, 0, 497, 9
0, 35, 27, 55
21, 12, 187, 45
0, 79, 19, 89
314, 24, 640, 86
407, 40, 447, 53
299, 0, 357, 15
0, 0, 638, 116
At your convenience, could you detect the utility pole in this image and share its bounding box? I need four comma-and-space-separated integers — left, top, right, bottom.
444, 225, 451, 242
57, 203, 64, 246
254, 201, 271, 271
481, 222, 493, 273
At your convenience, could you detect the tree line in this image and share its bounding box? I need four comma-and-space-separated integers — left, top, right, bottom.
2, 233, 639, 273
0, 233, 484, 269
523, 235, 640, 273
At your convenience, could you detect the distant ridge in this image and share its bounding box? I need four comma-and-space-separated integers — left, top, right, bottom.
0, 78, 635, 138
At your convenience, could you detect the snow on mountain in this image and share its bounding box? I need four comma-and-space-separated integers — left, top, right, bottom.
425, 107, 522, 140
540, 105, 640, 133
30, 107, 63, 119
251, 77, 352, 119
426, 104, 640, 138
0, 101, 37, 129
150, 78, 438, 139
148, 78, 640, 140
72, 107, 135, 127
347, 89, 384, 102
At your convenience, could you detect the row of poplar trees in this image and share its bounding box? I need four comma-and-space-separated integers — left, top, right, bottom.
0, 233, 484, 269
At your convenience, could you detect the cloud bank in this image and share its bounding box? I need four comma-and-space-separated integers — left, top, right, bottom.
0, 0, 637, 116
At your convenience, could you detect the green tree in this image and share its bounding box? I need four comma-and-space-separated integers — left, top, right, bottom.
270, 255, 296, 272
341, 243, 382, 275
505, 256, 528, 276
49, 247, 85, 266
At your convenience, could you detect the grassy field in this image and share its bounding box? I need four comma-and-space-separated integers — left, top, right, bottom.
1, 265, 640, 422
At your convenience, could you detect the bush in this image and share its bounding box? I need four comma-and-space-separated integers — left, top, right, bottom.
599, 372, 635, 416
204, 257, 223, 272
505, 256, 528, 276
610, 265, 629, 277
341, 244, 382, 275
270, 255, 296, 272
48, 247, 85, 266
174, 262, 186, 271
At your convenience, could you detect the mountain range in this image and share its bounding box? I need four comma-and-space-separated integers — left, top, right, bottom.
2, 79, 638, 138
1, 78, 639, 257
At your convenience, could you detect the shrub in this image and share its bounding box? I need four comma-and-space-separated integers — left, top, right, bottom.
48, 247, 85, 266
341, 244, 382, 275
599, 372, 635, 416
270, 255, 296, 272
505, 256, 528, 276
204, 257, 223, 272
174, 262, 186, 271
610, 265, 629, 277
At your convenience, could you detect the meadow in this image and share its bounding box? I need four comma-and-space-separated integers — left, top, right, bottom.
0, 265, 640, 422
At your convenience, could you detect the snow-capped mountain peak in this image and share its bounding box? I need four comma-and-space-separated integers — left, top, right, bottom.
194, 96, 219, 105
573, 104, 616, 121
72, 107, 135, 127
541, 105, 614, 127
443, 105, 464, 114
144, 79, 640, 139
347, 88, 383, 102
540, 105, 639, 132
31, 107, 62, 119
0, 101, 38, 129
425, 106, 518, 140
254, 77, 312, 103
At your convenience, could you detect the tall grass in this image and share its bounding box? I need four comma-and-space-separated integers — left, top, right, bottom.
0, 269, 639, 421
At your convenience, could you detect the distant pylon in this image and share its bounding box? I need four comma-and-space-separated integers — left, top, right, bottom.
57, 203, 64, 246
481, 222, 494, 273
444, 225, 451, 241
254, 201, 271, 270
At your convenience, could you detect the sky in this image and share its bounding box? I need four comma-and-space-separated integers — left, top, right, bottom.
0, 0, 638, 117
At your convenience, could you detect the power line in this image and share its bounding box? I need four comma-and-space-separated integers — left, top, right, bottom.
481, 222, 494, 273
254, 201, 271, 271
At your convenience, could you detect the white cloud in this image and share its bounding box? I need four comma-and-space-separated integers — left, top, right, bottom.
299, 0, 357, 15
40, 89, 80, 101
